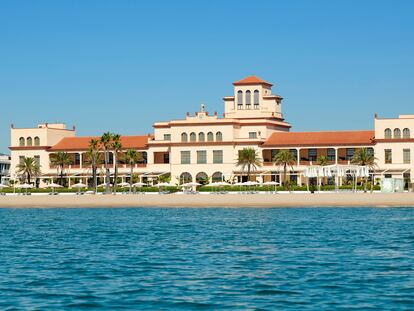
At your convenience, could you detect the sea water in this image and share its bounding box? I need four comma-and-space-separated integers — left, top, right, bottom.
0, 207, 413, 310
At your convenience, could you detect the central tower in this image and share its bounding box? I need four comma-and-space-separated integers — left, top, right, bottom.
223, 75, 284, 120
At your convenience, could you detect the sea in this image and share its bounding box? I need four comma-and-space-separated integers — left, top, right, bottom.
0, 207, 413, 310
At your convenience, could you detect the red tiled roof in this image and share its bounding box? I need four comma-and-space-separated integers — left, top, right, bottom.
48, 135, 149, 151
233, 75, 273, 87
262, 130, 375, 147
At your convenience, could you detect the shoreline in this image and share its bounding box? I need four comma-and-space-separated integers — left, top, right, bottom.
0, 192, 414, 208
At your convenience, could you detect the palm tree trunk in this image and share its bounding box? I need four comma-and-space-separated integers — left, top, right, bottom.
105, 150, 110, 194
27, 173, 31, 184
113, 154, 118, 195
92, 163, 97, 194
283, 164, 287, 190
247, 165, 251, 181
60, 166, 64, 186
129, 163, 133, 194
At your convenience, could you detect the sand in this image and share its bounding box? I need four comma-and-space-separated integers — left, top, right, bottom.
0, 192, 413, 208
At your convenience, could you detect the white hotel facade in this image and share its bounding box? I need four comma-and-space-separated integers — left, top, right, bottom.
8, 76, 414, 188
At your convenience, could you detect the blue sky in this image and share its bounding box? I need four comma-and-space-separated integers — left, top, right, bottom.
1, 0, 413, 153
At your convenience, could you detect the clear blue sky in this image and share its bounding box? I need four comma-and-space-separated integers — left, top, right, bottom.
1, 0, 413, 153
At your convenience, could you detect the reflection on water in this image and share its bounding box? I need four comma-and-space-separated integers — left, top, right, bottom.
0, 207, 413, 310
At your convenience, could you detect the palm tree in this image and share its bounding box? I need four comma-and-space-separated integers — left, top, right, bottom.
351, 148, 377, 192
100, 132, 113, 194
273, 150, 296, 190
16, 157, 41, 184
85, 138, 101, 193
124, 149, 143, 193
50, 151, 72, 186
236, 148, 262, 181
317, 155, 329, 166
111, 134, 122, 194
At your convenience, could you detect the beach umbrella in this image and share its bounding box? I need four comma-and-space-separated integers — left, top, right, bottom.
17, 183, 33, 194
118, 182, 131, 188
72, 182, 87, 194
47, 182, 62, 194
156, 182, 174, 187
263, 181, 280, 192
97, 183, 112, 188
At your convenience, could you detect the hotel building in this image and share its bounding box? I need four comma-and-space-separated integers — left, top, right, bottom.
8, 76, 414, 188
0, 153, 11, 184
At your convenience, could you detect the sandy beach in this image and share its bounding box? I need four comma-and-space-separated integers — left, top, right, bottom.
0, 192, 413, 208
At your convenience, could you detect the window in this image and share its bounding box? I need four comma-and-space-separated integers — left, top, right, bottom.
190, 132, 196, 142
196, 172, 208, 184
108, 152, 114, 164
384, 128, 392, 139
394, 128, 401, 139
141, 152, 148, 164
19, 137, 25, 146
245, 90, 251, 109
197, 150, 207, 164
181, 151, 191, 164
164, 134, 171, 141
163, 153, 170, 164
180, 172, 192, 184
26, 137, 32, 146
254, 90, 259, 109
249, 132, 257, 139
346, 148, 355, 160
308, 149, 317, 161
384, 174, 392, 178
237, 90, 243, 109
403, 149, 411, 164
367, 147, 374, 156
212, 171, 223, 182
216, 132, 223, 141
403, 128, 410, 139
181, 133, 188, 142
290, 149, 298, 160
207, 132, 214, 142
75, 153, 81, 165
19, 156, 25, 164
385, 149, 392, 164
34, 137, 40, 146
198, 132, 205, 142
34, 155, 40, 166
327, 148, 336, 161
213, 150, 223, 164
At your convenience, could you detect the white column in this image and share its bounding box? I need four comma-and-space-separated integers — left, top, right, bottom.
296, 148, 300, 166
79, 152, 83, 169
335, 147, 338, 165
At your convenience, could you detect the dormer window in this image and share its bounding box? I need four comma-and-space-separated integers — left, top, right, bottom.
190, 132, 196, 142
245, 90, 251, 109
254, 90, 259, 109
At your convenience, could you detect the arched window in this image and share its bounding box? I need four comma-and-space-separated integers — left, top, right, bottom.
216, 131, 223, 141
181, 133, 188, 142
26, 137, 33, 146
34, 136, 40, 146
212, 171, 224, 182
180, 172, 192, 184
237, 90, 243, 109
384, 128, 392, 139
245, 90, 251, 109
196, 172, 208, 185
19, 137, 25, 146
403, 128, 410, 139
190, 132, 196, 142
207, 132, 214, 142
198, 132, 205, 142
394, 128, 401, 139
254, 90, 260, 109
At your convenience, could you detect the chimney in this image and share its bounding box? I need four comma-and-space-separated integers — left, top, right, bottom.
10, 124, 14, 128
